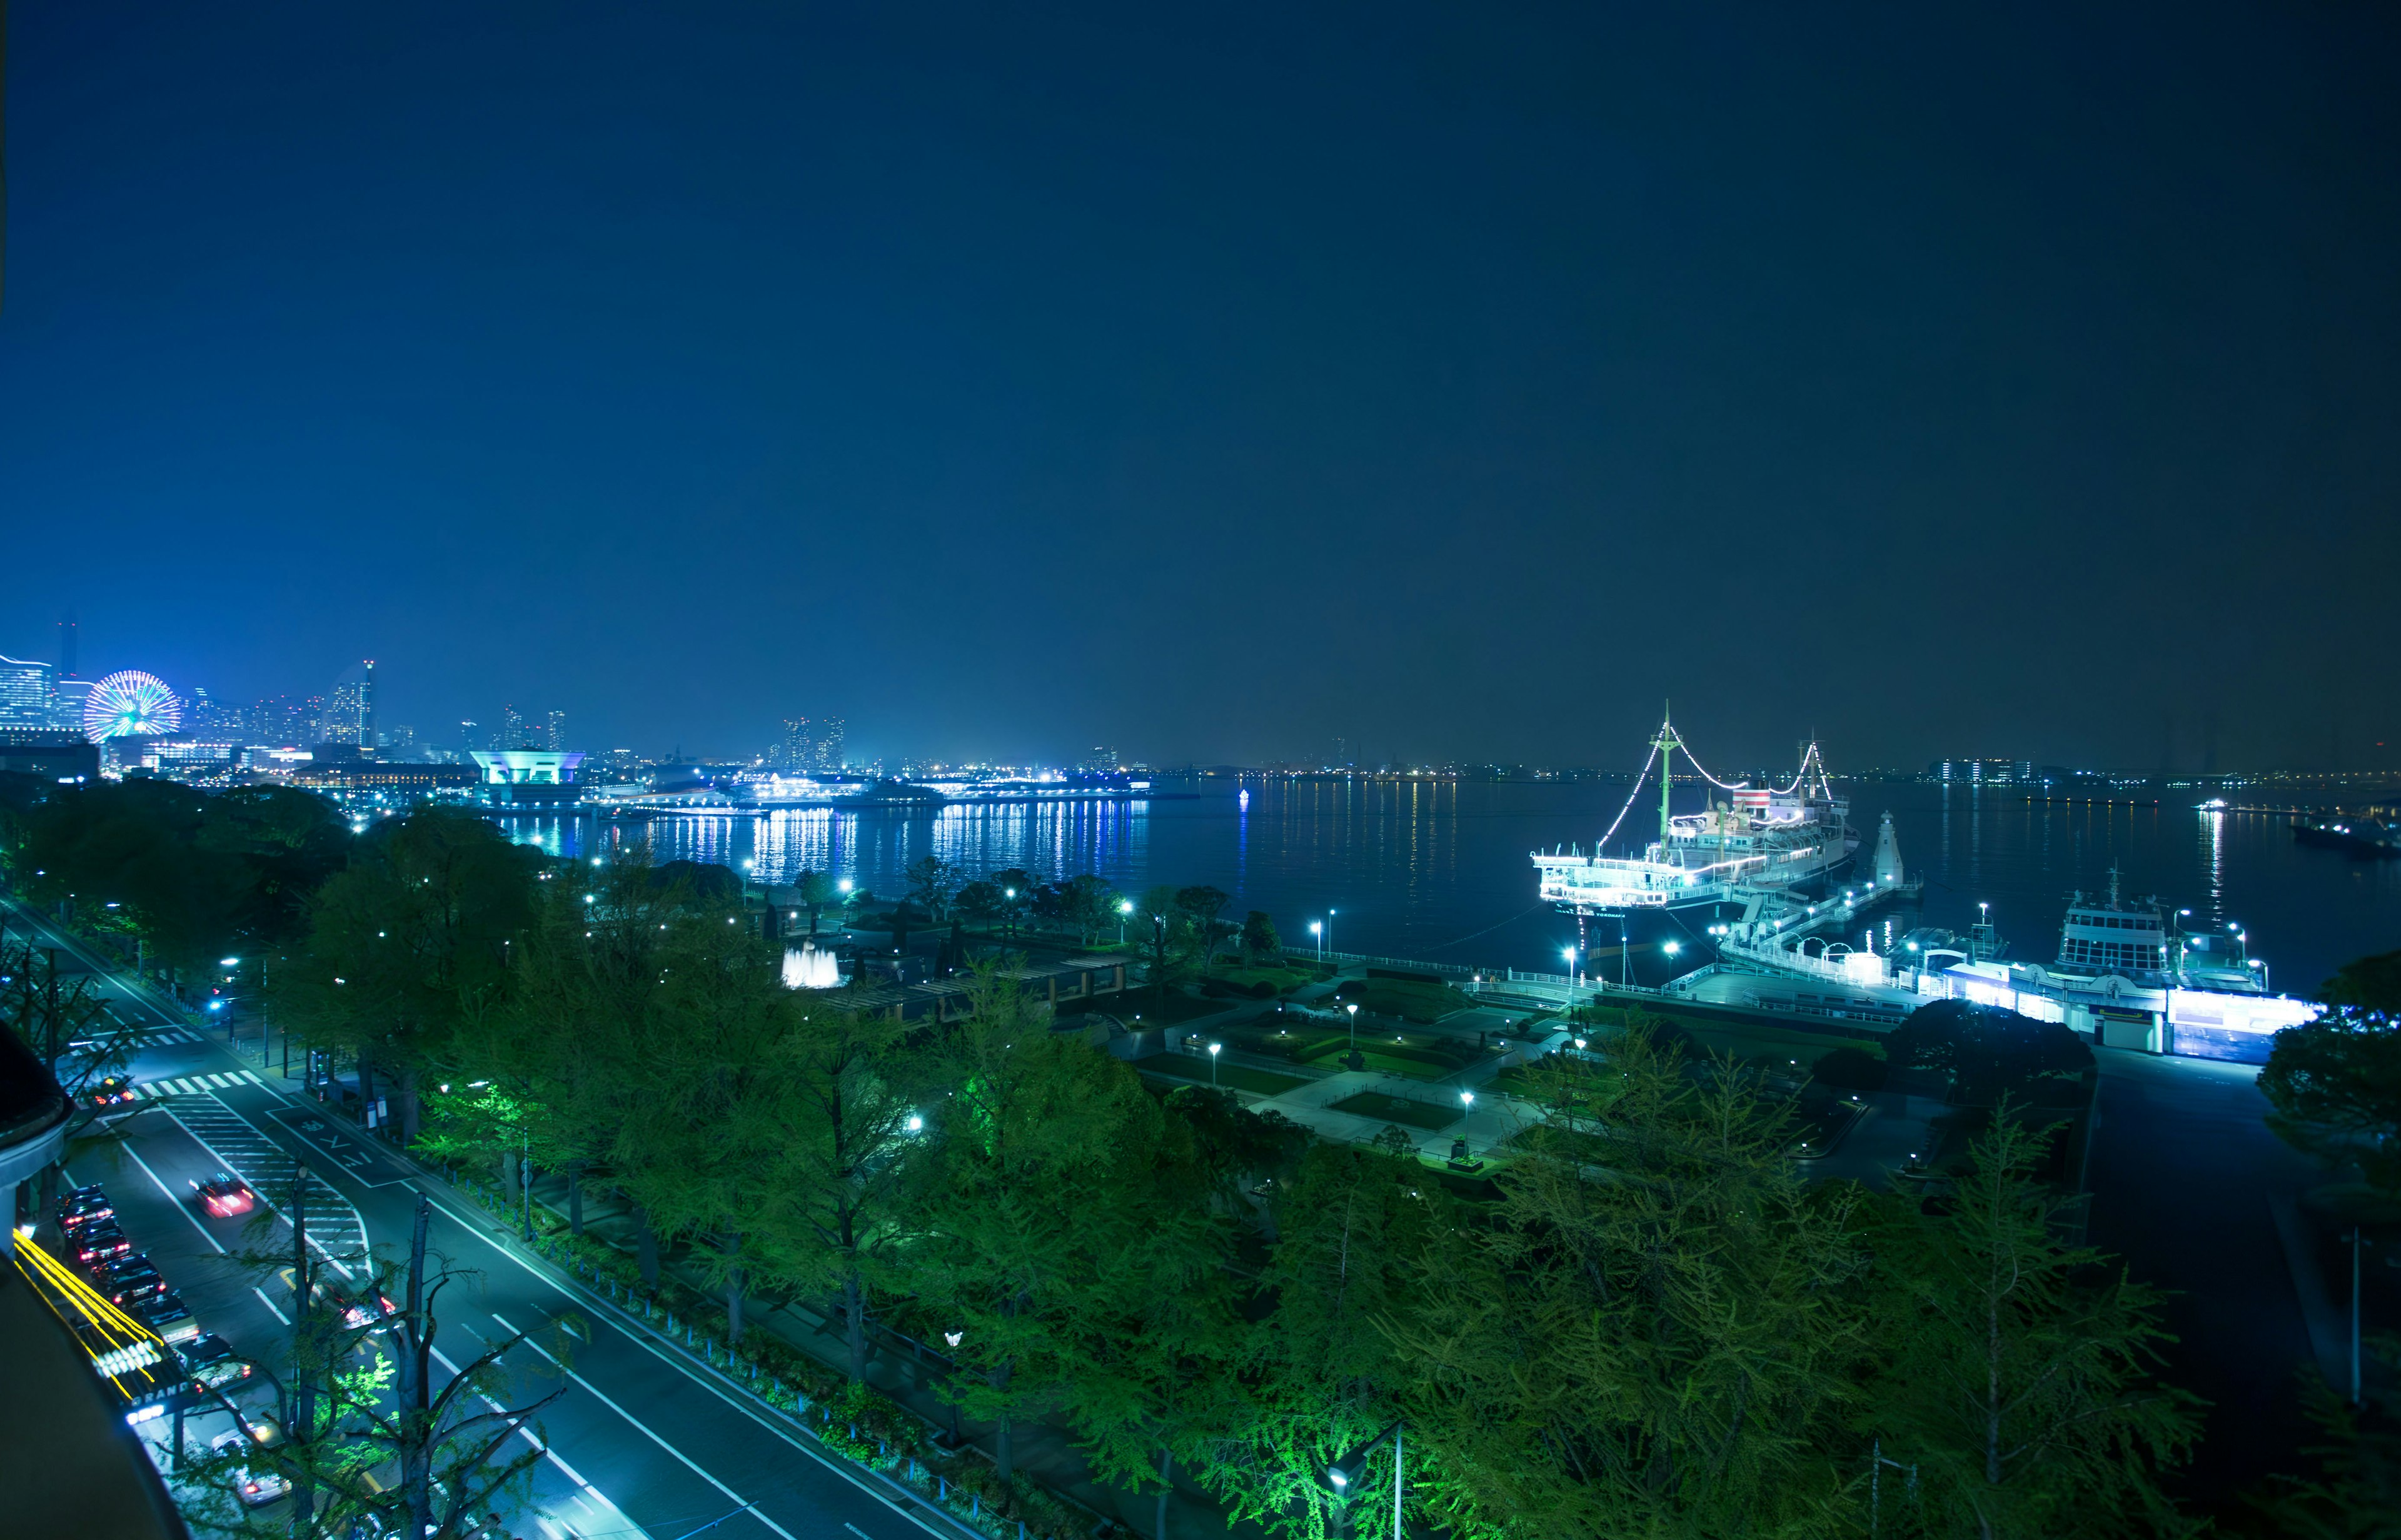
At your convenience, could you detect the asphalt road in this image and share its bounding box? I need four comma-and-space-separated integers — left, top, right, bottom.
7, 902, 964, 1540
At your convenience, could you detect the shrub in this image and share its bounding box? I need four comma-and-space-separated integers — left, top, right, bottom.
1812, 1045, 1887, 1092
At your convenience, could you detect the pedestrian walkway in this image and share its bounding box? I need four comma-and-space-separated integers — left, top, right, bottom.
129, 1070, 267, 1099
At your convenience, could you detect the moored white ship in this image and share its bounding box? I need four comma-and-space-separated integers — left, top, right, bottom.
1534, 709, 1859, 913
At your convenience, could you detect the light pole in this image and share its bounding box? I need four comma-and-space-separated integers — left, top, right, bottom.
1209, 1042, 1222, 1086
1327, 908, 1337, 960
1003, 887, 1016, 939
1119, 900, 1135, 946
1561, 945, 1577, 1013
1324, 1420, 1405, 1540
1310, 920, 1322, 961
1346, 1002, 1359, 1055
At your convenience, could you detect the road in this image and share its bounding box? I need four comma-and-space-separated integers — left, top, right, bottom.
6, 900, 964, 1540
2084, 1045, 2330, 1511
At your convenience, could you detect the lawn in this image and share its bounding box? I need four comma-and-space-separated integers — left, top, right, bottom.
1332, 976, 1479, 1024
1134, 1055, 1312, 1098
1057, 989, 1229, 1027
1330, 1091, 1464, 1132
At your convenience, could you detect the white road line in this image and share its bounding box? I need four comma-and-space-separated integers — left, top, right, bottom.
243, 1072, 264, 1086
253, 1287, 289, 1326
428, 1342, 606, 1496
206, 1074, 236, 1089
116, 1140, 227, 1256
847, 1526, 874, 1539
488, 1312, 798, 1540
416, 1189, 957, 1539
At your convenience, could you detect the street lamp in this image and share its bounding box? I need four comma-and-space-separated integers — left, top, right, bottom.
1209, 1042, 1222, 1086
1323, 1420, 1406, 1540
1663, 940, 1681, 958
1327, 908, 1337, 959
1310, 920, 1323, 960
1562, 945, 1577, 1010
1119, 899, 1135, 945
1346, 1003, 1359, 1057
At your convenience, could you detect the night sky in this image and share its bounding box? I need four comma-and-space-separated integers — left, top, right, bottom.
3, 5, 2396, 772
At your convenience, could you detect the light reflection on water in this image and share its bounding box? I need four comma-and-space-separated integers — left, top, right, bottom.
485, 778, 2401, 987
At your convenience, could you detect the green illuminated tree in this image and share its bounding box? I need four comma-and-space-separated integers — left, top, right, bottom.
911, 970, 1178, 1480
750, 998, 931, 1381
1391, 1024, 1868, 1539
1189, 1140, 1445, 1540
794, 868, 848, 937
273, 808, 542, 1144
1855, 1109, 2202, 1539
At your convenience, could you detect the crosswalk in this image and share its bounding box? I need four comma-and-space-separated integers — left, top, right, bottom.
160, 1095, 373, 1278
131, 1070, 269, 1099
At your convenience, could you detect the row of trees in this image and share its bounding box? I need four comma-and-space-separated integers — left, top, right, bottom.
261, 810, 2209, 1537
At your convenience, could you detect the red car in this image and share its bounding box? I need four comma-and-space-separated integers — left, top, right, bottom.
190, 1172, 258, 1217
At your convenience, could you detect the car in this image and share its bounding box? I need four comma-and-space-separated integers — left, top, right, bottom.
94, 1256, 169, 1307
176, 1333, 252, 1394
134, 1292, 203, 1344
87, 1075, 139, 1109
211, 1423, 289, 1507
190, 1172, 258, 1217
314, 1279, 400, 1334
56, 1187, 114, 1230
71, 1222, 133, 1267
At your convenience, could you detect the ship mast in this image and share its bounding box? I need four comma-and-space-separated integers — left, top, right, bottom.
1652, 702, 1683, 855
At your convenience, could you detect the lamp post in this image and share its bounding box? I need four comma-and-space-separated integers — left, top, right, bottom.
1310, 920, 1322, 961
1561, 945, 1577, 1012
1209, 1042, 1222, 1086
1324, 1420, 1406, 1540
1346, 1003, 1359, 1057
1003, 887, 1016, 939
1327, 908, 1337, 960
1119, 900, 1135, 946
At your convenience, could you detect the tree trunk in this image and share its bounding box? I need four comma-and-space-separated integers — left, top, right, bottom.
402, 1194, 434, 1540
997, 1414, 1014, 1482
358, 1051, 378, 1130
844, 1267, 868, 1382
724, 1231, 745, 1346
293, 1160, 316, 1529
1157, 1449, 1172, 1540
397, 1067, 421, 1147
635, 1206, 660, 1288
567, 1161, 584, 1237
500, 1149, 521, 1210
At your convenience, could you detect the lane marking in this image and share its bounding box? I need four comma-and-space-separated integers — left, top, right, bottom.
429, 1341, 607, 1499
488, 1312, 797, 1540
848, 1526, 874, 1539
116, 1137, 228, 1256
253, 1287, 290, 1326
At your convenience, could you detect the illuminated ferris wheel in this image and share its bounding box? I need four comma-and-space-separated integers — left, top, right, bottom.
83, 670, 184, 739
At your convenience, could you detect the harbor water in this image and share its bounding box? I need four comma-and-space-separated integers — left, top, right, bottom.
500, 777, 2401, 998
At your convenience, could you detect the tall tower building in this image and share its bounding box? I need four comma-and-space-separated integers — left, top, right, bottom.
781, 717, 810, 770
57, 615, 78, 680
326, 660, 378, 747
500, 705, 526, 749
815, 717, 845, 773
546, 710, 566, 752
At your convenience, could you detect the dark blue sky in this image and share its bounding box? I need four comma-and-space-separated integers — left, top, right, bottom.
4, 4, 2396, 770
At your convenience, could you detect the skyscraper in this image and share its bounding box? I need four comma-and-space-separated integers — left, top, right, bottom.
815, 717, 845, 773
546, 710, 566, 752
500, 705, 526, 749
0, 655, 57, 727
57, 615, 78, 680
326, 660, 378, 748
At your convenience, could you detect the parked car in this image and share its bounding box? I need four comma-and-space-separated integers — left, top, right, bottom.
93, 1256, 170, 1307
71, 1222, 134, 1267
134, 1292, 203, 1344
211, 1422, 289, 1507
56, 1186, 114, 1231
176, 1333, 252, 1395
